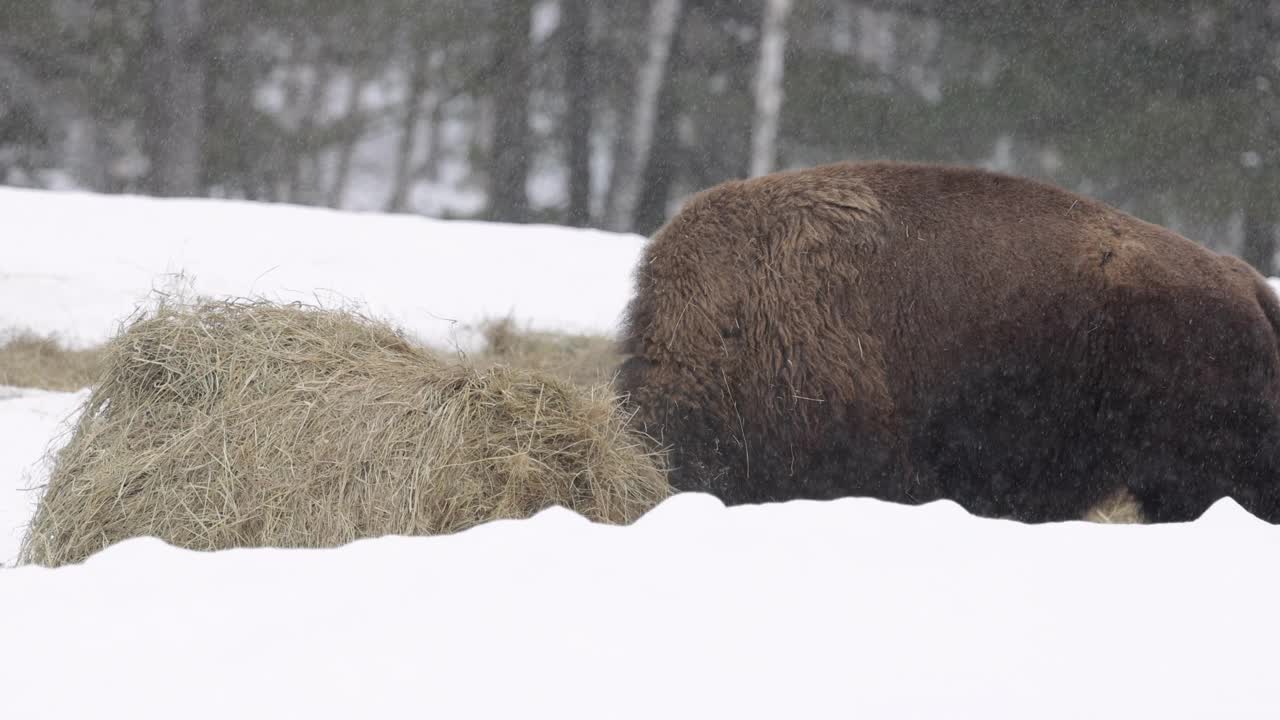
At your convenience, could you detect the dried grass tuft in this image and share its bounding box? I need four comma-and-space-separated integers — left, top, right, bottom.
0, 332, 102, 391
19, 299, 669, 567
1082, 487, 1145, 524
472, 317, 623, 387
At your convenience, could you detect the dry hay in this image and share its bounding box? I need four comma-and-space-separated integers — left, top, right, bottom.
0, 332, 103, 391
1082, 487, 1145, 524
472, 317, 622, 387
20, 300, 670, 567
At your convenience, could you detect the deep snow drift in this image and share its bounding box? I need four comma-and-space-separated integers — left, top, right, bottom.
3, 188, 1280, 719
4, 494, 1278, 719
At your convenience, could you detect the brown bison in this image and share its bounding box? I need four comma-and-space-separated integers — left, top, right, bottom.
619, 161, 1280, 523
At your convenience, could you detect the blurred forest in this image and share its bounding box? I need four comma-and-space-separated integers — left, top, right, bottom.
1, 0, 1278, 271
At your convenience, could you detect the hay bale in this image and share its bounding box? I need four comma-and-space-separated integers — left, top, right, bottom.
20, 300, 670, 567
0, 332, 103, 391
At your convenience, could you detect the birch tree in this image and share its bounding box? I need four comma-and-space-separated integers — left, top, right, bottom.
608, 0, 683, 231
750, 0, 792, 177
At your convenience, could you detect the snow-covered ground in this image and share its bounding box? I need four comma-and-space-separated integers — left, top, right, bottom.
4, 493, 1278, 719
4, 188, 1280, 719
0, 386, 85, 566
0, 186, 644, 350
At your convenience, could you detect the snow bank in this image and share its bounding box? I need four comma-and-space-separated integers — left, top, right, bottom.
3, 494, 1277, 719
0, 187, 645, 349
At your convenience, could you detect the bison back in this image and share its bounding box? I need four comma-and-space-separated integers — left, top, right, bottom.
619, 161, 1280, 522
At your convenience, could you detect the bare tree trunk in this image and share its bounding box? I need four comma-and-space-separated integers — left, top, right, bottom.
328, 70, 367, 209
632, 12, 688, 236
609, 0, 684, 231
289, 55, 332, 206
423, 96, 446, 182
1242, 214, 1276, 276
487, 0, 533, 222
279, 35, 308, 203
750, 0, 792, 177
387, 49, 429, 213
600, 106, 634, 231
1241, 4, 1279, 276
562, 0, 593, 227
142, 0, 206, 197
1243, 171, 1277, 276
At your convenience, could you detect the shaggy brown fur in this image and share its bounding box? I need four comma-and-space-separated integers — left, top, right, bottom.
619, 161, 1280, 523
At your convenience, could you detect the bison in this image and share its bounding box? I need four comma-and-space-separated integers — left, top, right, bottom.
619, 161, 1280, 523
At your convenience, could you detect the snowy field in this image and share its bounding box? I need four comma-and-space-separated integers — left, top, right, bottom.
4, 188, 1280, 718
0, 186, 644, 350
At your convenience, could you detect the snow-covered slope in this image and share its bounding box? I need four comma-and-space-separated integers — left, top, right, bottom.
0, 186, 645, 349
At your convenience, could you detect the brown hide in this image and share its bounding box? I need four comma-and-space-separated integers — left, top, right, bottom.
619, 161, 1280, 523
